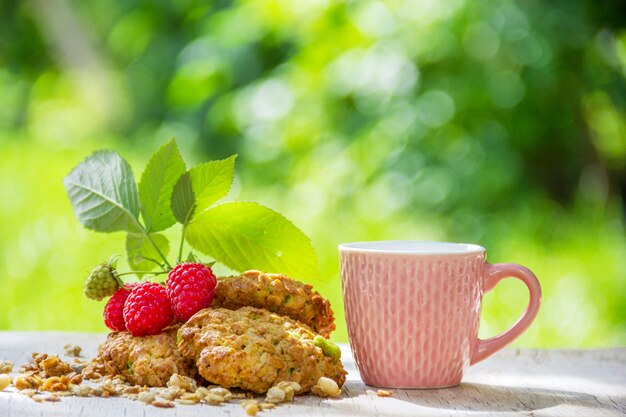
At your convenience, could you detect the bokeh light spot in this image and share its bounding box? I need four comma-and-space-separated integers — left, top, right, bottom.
415, 90, 455, 128
487, 71, 525, 108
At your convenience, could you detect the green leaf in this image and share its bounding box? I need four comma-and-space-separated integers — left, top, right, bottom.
170, 155, 237, 226
189, 155, 237, 218
185, 202, 318, 279
63, 151, 141, 233
186, 251, 199, 263
171, 171, 194, 224
126, 233, 169, 272
138, 139, 186, 232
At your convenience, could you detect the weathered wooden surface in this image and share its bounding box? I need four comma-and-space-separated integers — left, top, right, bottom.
0, 332, 624, 416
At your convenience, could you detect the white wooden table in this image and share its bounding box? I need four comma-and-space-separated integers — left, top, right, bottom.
0, 332, 624, 416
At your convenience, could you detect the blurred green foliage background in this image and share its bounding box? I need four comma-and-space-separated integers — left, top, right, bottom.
1, 0, 625, 347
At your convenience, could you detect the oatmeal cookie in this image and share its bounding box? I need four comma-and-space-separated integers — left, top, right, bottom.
178, 307, 346, 394
213, 271, 335, 337
88, 326, 197, 386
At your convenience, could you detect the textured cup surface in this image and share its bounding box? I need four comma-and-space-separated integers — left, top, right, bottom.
340, 241, 486, 388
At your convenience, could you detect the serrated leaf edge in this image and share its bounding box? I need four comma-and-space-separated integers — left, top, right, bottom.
63, 150, 142, 232
187, 201, 319, 278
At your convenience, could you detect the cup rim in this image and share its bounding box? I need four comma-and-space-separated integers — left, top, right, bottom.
338, 240, 486, 255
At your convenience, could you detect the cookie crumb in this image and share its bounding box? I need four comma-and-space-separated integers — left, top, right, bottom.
377, 389, 393, 397
0, 374, 11, 390
0, 360, 13, 374
311, 377, 341, 398
152, 399, 174, 408
45, 393, 61, 402
64, 345, 82, 357
20, 389, 37, 398
245, 403, 259, 415
167, 373, 197, 392
137, 390, 156, 404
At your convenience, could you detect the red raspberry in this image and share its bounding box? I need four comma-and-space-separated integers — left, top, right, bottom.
103, 285, 133, 331
123, 282, 173, 336
166, 263, 217, 322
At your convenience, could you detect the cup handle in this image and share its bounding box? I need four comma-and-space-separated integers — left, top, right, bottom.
470, 263, 542, 365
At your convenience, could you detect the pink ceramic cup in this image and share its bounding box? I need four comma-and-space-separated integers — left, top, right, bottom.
339, 241, 541, 389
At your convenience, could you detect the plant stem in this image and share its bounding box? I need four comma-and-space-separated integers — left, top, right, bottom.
139, 257, 163, 268
178, 225, 187, 262
143, 229, 172, 269
118, 271, 168, 277
130, 217, 171, 269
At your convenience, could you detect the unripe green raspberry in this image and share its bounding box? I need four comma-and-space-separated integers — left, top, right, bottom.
84, 261, 122, 301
